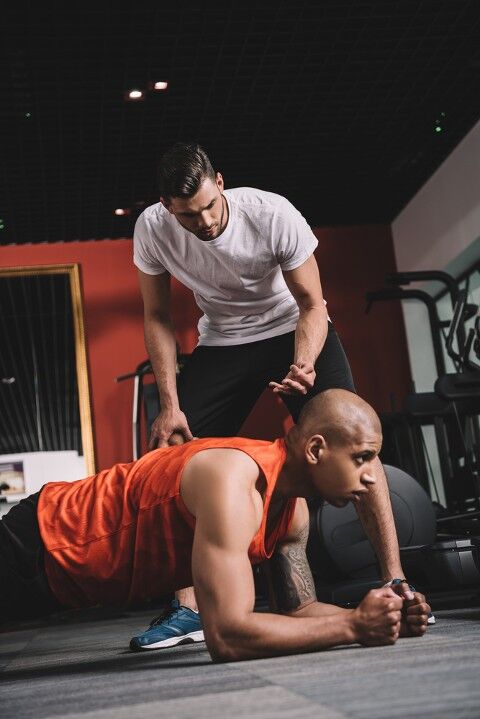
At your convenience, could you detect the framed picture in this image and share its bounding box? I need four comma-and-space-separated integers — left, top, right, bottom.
0, 461, 25, 497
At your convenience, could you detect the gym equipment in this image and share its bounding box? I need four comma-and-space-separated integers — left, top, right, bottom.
116, 355, 190, 459
401, 538, 480, 591
366, 285, 446, 375
307, 464, 480, 605
308, 465, 436, 582
367, 269, 480, 515
341, 268, 480, 606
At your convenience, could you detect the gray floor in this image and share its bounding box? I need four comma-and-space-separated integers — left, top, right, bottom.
1, 606, 480, 719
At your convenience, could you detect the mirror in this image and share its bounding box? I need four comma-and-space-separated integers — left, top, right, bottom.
0, 264, 95, 499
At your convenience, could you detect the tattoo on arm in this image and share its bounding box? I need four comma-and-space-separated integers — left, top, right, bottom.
269, 522, 317, 612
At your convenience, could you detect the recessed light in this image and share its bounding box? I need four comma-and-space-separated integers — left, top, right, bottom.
127, 89, 144, 101
153, 81, 168, 91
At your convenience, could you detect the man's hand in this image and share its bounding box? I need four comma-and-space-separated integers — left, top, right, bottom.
269, 362, 316, 396
399, 591, 430, 638
352, 588, 403, 646
386, 581, 430, 638
388, 580, 415, 602
149, 409, 193, 449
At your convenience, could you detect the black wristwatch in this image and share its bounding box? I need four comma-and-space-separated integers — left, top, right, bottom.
383, 578, 413, 589
384, 578, 436, 625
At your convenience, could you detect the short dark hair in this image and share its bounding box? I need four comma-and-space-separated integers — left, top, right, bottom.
158, 142, 216, 200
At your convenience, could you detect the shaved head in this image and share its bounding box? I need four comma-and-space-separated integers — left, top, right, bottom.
296, 389, 381, 447
279, 389, 382, 502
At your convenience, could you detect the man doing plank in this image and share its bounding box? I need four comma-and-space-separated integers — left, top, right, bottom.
0, 390, 430, 661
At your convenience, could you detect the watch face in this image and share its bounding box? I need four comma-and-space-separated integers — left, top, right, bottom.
390, 578, 414, 590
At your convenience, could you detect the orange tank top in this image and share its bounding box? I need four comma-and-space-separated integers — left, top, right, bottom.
37, 437, 296, 608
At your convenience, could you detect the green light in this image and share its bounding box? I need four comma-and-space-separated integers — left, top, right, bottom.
25, 112, 31, 118
435, 126, 442, 133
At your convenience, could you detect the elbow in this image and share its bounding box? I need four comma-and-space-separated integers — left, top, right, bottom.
298, 304, 328, 322
205, 625, 249, 663
208, 643, 239, 663
207, 632, 242, 663
145, 311, 171, 327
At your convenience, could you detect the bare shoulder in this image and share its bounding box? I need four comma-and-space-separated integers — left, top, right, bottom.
184, 447, 260, 479
181, 448, 262, 517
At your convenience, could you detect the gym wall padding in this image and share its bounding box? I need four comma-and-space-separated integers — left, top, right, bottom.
0, 225, 411, 469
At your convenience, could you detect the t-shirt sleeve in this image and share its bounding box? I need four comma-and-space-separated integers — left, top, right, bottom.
274, 199, 318, 271
133, 212, 167, 275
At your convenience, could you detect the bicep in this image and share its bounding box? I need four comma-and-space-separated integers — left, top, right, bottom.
282, 255, 325, 311
185, 453, 261, 646
192, 524, 257, 647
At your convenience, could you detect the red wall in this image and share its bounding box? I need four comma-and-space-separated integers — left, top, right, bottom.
0, 227, 411, 470
313, 225, 411, 411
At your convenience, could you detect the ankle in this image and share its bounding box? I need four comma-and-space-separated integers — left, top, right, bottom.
175, 587, 198, 612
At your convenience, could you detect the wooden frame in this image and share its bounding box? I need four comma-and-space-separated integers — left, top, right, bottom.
0, 263, 96, 474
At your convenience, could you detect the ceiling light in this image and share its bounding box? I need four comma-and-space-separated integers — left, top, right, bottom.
114, 208, 130, 216
127, 89, 144, 101
153, 81, 168, 91
434, 112, 446, 133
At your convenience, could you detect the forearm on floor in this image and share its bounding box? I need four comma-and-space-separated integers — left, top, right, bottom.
283, 599, 352, 620
210, 608, 356, 662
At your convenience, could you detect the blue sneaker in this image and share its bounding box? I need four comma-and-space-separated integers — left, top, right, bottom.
130, 599, 204, 651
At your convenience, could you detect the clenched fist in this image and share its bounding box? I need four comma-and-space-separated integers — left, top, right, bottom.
400, 591, 430, 638
352, 588, 403, 646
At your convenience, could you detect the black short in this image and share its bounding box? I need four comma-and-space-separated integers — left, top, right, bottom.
177, 321, 355, 437
0, 492, 62, 621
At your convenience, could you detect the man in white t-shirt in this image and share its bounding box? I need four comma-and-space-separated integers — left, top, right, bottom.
132, 142, 412, 649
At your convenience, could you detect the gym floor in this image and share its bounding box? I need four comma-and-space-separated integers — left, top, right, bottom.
1, 603, 480, 719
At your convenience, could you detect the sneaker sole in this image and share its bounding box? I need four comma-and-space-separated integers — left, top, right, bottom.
131, 629, 205, 651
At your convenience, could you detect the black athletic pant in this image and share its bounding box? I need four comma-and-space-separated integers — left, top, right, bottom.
177, 322, 355, 437
0, 491, 62, 621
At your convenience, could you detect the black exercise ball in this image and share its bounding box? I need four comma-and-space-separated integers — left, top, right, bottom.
307, 464, 437, 581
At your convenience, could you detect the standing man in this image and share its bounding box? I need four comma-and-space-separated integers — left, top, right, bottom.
133, 142, 410, 648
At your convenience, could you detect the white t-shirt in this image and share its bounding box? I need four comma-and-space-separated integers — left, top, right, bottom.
133, 187, 319, 346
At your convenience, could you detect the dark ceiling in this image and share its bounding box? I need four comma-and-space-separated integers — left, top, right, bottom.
1, 0, 480, 245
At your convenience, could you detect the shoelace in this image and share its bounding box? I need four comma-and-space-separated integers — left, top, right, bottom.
149, 606, 181, 628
